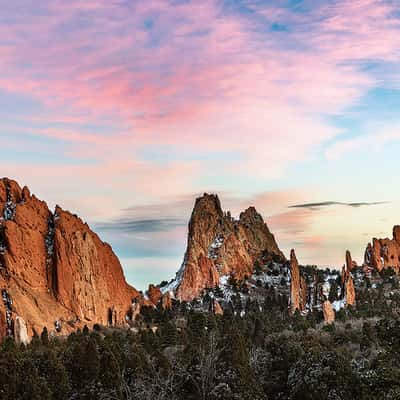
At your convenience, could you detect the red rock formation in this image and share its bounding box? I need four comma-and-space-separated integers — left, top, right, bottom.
212, 299, 223, 315
290, 249, 306, 313
346, 250, 357, 271
172, 194, 285, 301
322, 300, 335, 323
161, 293, 172, 310
146, 284, 172, 309
147, 284, 162, 305
364, 227, 400, 273
0, 177, 140, 340
345, 275, 356, 306
341, 251, 356, 307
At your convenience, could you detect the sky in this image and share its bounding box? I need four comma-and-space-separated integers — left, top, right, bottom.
1, 0, 400, 290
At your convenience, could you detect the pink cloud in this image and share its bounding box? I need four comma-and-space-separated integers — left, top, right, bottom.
1, 0, 400, 214
326, 124, 400, 159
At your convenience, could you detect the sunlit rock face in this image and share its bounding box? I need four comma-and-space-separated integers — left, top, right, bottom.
290, 249, 306, 313
322, 300, 335, 324
343, 251, 356, 307
167, 193, 285, 301
0, 178, 139, 340
364, 226, 400, 272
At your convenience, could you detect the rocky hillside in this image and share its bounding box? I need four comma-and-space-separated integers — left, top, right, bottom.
0, 178, 140, 343
160, 193, 285, 301
3, 178, 400, 343
364, 225, 400, 272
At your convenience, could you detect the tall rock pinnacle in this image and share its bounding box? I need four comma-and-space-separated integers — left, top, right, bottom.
289, 249, 307, 313
364, 226, 400, 272
342, 251, 356, 307
170, 193, 285, 301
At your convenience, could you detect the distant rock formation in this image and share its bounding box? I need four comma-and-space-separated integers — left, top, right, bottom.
0, 178, 140, 341
342, 251, 356, 307
364, 226, 400, 272
147, 284, 163, 305
290, 249, 306, 313
167, 193, 285, 301
161, 292, 172, 309
211, 299, 224, 315
322, 300, 335, 323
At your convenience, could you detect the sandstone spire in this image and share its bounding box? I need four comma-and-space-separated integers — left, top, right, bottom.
290, 249, 302, 313
364, 227, 400, 273
322, 300, 335, 324
341, 251, 356, 307
171, 193, 285, 301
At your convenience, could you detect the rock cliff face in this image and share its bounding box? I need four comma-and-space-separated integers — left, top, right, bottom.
290, 249, 306, 313
167, 193, 285, 301
0, 178, 139, 341
364, 226, 400, 272
343, 251, 356, 307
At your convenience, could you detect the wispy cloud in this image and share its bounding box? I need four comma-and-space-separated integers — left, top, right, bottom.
96, 218, 186, 233
2, 0, 400, 285
288, 201, 388, 210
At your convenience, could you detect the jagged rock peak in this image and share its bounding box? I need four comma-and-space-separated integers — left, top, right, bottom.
342, 251, 356, 307
192, 193, 223, 218
393, 225, 400, 243
0, 178, 140, 341
364, 227, 400, 273
290, 249, 303, 313
170, 193, 285, 301
239, 206, 264, 223
345, 250, 353, 272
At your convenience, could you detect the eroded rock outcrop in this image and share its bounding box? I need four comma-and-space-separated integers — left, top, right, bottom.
322, 300, 335, 323
169, 193, 285, 301
147, 284, 162, 305
0, 177, 139, 340
290, 249, 301, 313
146, 284, 172, 309
289, 249, 307, 313
345, 275, 356, 306
212, 299, 223, 315
161, 293, 172, 309
342, 251, 356, 307
364, 227, 400, 272
14, 316, 29, 345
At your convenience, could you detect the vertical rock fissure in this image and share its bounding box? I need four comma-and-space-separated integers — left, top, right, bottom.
45, 211, 58, 296
1, 289, 13, 337
0, 223, 6, 270
3, 181, 16, 221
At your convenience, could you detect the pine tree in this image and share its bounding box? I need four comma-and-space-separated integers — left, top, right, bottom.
99, 348, 121, 392
160, 321, 178, 348
41, 327, 49, 346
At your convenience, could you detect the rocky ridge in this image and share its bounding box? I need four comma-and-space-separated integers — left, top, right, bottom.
364, 226, 400, 272
162, 193, 285, 301
0, 178, 140, 342
1, 180, 399, 340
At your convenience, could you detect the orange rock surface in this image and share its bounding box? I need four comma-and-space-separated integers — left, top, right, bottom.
322, 300, 335, 323
290, 249, 306, 313
147, 284, 163, 305
174, 194, 285, 301
0, 178, 139, 340
341, 251, 356, 307
364, 226, 400, 272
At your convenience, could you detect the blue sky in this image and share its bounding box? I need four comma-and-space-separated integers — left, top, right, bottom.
1, 0, 400, 289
